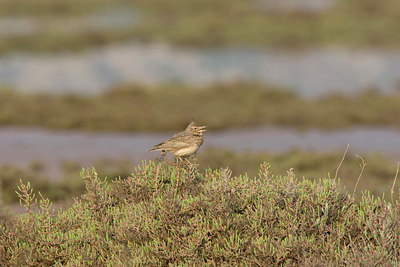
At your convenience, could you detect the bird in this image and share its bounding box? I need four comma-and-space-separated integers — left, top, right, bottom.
149, 121, 207, 160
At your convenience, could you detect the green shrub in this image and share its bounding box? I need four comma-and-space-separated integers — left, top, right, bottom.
0, 149, 397, 205
198, 148, 400, 201
1, 161, 399, 265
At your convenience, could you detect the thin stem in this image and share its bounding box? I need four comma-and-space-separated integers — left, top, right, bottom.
335, 144, 349, 180
352, 155, 366, 200
390, 162, 399, 204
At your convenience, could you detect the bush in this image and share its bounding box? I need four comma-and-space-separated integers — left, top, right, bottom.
0, 161, 399, 265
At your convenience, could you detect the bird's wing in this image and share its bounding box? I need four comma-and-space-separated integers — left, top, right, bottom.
152, 135, 193, 150
171, 131, 187, 138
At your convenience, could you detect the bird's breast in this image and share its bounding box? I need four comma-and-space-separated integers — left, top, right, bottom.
173, 145, 200, 157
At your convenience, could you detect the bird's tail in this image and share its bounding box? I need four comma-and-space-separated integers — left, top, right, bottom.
148, 144, 163, 152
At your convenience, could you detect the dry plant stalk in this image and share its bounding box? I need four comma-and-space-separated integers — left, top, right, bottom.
352, 155, 366, 200
390, 162, 399, 204
335, 144, 350, 180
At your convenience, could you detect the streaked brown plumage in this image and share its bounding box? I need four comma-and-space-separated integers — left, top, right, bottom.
149, 122, 206, 158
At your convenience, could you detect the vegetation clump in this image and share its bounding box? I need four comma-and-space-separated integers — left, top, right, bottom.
2, 0, 400, 53
1, 84, 400, 132
0, 148, 397, 204
1, 161, 399, 265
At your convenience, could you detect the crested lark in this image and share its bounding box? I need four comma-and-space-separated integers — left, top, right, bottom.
149, 122, 206, 159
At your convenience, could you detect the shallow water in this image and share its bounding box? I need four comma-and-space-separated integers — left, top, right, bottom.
1, 43, 400, 97
1, 127, 399, 179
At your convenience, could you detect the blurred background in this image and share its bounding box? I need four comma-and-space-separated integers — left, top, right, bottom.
1, 0, 400, 212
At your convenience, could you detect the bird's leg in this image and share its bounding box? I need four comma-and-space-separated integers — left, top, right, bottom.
177, 156, 191, 166
176, 156, 188, 167
184, 157, 191, 165
177, 156, 184, 164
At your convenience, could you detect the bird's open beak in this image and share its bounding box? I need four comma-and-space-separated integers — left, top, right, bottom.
199, 126, 207, 132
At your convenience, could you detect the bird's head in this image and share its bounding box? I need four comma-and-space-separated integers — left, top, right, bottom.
186, 121, 207, 135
